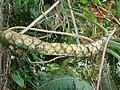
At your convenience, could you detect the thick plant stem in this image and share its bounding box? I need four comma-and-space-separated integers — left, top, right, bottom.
0, 30, 106, 57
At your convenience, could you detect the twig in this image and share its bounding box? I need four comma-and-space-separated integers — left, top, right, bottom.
7, 26, 93, 42
39, 34, 52, 39
114, 17, 120, 26
20, 1, 60, 34
96, 27, 116, 90
27, 55, 66, 64
67, 0, 80, 43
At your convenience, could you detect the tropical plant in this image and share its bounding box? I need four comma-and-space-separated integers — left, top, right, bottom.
0, 0, 120, 90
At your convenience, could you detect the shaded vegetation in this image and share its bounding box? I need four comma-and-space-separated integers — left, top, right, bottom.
0, 0, 120, 90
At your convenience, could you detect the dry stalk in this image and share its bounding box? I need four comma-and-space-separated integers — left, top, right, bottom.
96, 27, 116, 90
27, 55, 66, 64
7, 26, 93, 42
67, 0, 80, 43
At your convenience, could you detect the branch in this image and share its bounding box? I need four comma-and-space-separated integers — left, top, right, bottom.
7, 26, 93, 42
27, 55, 66, 64
67, 0, 80, 43
96, 27, 116, 90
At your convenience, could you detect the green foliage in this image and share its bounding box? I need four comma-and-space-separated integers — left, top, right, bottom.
81, 7, 96, 21
40, 75, 93, 90
114, 0, 120, 19
100, 66, 118, 90
80, 0, 88, 4
108, 40, 120, 61
11, 72, 25, 88
107, 38, 120, 87
4, 0, 120, 89
79, 0, 100, 4
11, 0, 36, 25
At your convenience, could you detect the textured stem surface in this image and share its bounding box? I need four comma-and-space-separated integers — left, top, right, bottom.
0, 30, 107, 57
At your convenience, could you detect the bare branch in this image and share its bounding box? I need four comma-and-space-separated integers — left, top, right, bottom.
67, 0, 80, 43
96, 27, 116, 90
27, 55, 66, 64
7, 26, 93, 42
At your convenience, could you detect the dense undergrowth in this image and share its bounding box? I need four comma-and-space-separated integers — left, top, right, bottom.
1, 0, 120, 90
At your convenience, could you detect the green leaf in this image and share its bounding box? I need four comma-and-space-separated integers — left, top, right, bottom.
81, 0, 88, 4
11, 73, 24, 87
108, 40, 120, 50
92, 0, 100, 4
111, 38, 120, 43
40, 75, 93, 90
81, 7, 96, 21
107, 48, 120, 61
101, 68, 118, 90
74, 11, 108, 35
